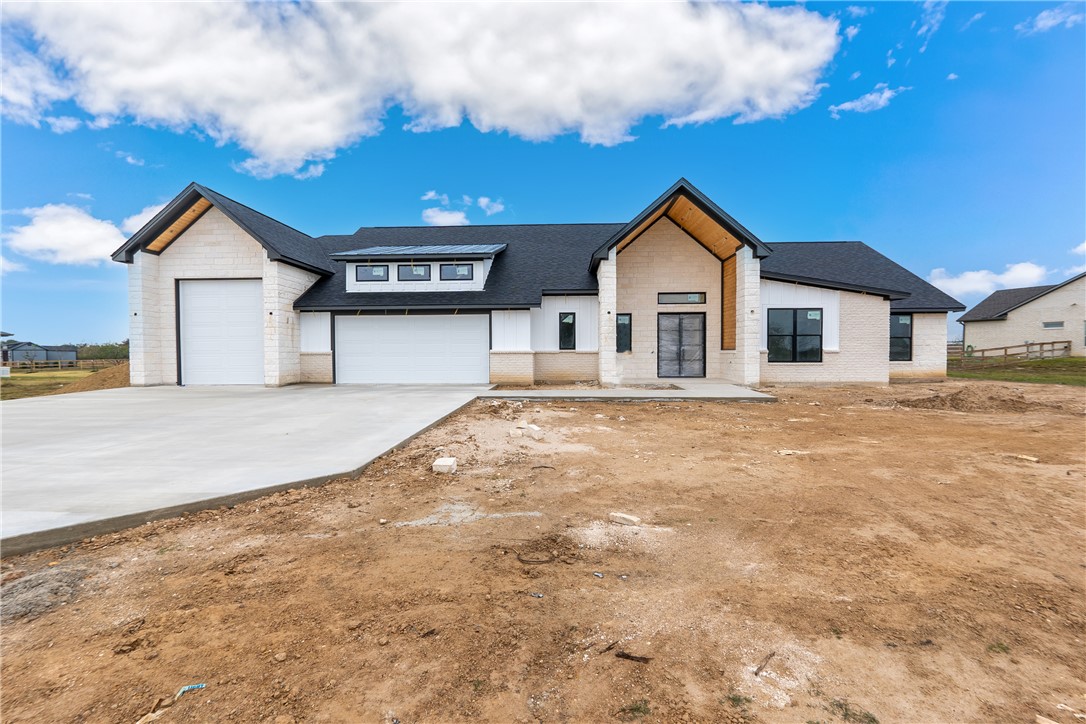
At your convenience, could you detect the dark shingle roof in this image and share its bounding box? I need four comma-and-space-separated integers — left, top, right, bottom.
112, 183, 333, 275
958, 273, 1085, 322
760, 242, 965, 312
294, 224, 624, 310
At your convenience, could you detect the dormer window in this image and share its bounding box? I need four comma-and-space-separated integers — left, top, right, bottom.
440, 263, 474, 281
398, 264, 431, 281
355, 264, 389, 282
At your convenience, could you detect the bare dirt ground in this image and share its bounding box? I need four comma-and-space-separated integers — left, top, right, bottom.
2, 380, 1084, 724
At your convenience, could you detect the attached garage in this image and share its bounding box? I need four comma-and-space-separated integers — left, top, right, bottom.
335, 314, 489, 384
178, 279, 264, 385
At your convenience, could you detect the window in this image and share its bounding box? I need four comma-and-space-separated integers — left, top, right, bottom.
355, 264, 389, 282
1042, 321, 1065, 329
440, 263, 474, 281
658, 292, 706, 305
890, 313, 912, 361
397, 264, 431, 281
767, 308, 822, 363
559, 313, 576, 350
617, 313, 632, 353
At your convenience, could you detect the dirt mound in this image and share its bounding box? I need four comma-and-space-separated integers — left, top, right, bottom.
1, 568, 87, 623
897, 385, 1060, 413
50, 362, 129, 395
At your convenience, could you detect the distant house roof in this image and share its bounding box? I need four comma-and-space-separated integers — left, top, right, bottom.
0, 331, 12, 337
958, 272, 1086, 322
42, 345, 77, 352
295, 224, 623, 310
331, 244, 507, 260
112, 183, 333, 276
761, 242, 965, 312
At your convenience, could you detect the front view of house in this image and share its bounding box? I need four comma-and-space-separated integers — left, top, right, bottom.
113, 179, 963, 387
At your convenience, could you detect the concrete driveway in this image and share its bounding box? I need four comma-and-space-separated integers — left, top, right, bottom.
1, 384, 485, 551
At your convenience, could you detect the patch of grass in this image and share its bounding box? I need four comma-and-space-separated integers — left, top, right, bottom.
617, 699, 651, 720
0, 370, 95, 401
471, 678, 485, 692
987, 641, 1010, 654
724, 692, 752, 708
948, 357, 1086, 386
828, 698, 878, 724
830, 626, 843, 639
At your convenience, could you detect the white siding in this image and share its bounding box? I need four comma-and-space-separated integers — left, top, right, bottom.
491, 310, 532, 351
530, 296, 599, 351
760, 280, 841, 351
300, 312, 332, 352
345, 258, 493, 293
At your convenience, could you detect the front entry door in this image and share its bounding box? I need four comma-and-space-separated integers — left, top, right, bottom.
657, 313, 705, 377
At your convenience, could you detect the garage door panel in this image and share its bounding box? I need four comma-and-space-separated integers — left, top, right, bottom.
180, 280, 264, 385
335, 315, 489, 384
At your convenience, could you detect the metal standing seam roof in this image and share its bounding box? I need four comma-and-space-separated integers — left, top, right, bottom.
331, 244, 507, 258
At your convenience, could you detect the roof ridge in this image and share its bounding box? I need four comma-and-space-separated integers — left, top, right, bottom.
352, 221, 625, 231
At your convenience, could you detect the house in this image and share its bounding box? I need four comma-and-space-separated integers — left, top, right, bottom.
112, 179, 963, 387
958, 273, 1085, 356
2, 341, 78, 362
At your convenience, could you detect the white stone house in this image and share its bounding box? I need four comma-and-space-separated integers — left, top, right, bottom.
959, 273, 1085, 356
112, 179, 964, 387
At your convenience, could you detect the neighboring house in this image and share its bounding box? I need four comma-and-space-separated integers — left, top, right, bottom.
958, 273, 1086, 356
112, 179, 964, 387
2, 342, 78, 362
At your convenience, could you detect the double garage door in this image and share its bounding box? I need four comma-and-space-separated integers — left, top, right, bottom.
335, 315, 489, 384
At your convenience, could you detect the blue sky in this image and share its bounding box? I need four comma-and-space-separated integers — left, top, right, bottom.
2, 1, 1083, 344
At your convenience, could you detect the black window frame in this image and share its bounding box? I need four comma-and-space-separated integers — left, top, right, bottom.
616, 313, 632, 353
890, 313, 913, 362
397, 264, 431, 282
558, 312, 576, 351
658, 292, 706, 305
1042, 321, 1065, 329
439, 263, 474, 281
767, 308, 823, 363
355, 264, 389, 283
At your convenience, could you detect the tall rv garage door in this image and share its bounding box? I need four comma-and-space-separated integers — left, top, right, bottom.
178, 279, 264, 385
335, 315, 489, 384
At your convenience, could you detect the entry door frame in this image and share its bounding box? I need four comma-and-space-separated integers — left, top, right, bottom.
657, 312, 707, 378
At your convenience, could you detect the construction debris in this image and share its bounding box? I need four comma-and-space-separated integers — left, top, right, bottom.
608, 512, 641, 526
432, 457, 458, 474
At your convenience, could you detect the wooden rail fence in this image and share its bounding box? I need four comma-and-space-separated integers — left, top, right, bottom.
1, 359, 127, 372
948, 340, 1072, 369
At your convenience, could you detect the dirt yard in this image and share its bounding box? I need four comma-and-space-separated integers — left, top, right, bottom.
2, 380, 1084, 724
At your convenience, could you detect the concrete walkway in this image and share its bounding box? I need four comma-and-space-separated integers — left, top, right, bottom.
1, 380, 771, 554
480, 381, 774, 402
1, 384, 484, 553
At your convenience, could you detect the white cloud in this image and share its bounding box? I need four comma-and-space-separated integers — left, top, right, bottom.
2, 2, 840, 177
946, 73, 959, 81
845, 25, 860, 41
929, 262, 1048, 297
828, 83, 910, 119
67, 192, 93, 200
3, 204, 127, 265
1066, 241, 1086, 275
1, 255, 27, 275
917, 1, 947, 53
1015, 3, 1085, 35
44, 115, 80, 133
120, 203, 166, 236
886, 49, 896, 68
421, 208, 470, 226
477, 197, 505, 216
1072, 241, 1086, 256
846, 6, 872, 19
849, 71, 861, 81
115, 150, 144, 166
961, 12, 985, 31
421, 190, 450, 206
461, 195, 473, 206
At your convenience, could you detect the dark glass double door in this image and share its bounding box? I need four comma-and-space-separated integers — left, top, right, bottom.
657, 313, 705, 378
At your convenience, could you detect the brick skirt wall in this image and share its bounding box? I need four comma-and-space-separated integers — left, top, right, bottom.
533, 352, 599, 382
300, 352, 333, 383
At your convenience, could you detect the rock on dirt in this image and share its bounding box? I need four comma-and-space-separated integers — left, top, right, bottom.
0, 568, 86, 623
608, 512, 641, 526
432, 457, 457, 473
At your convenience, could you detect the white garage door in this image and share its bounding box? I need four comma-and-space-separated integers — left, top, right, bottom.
179, 279, 264, 385
335, 315, 489, 384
